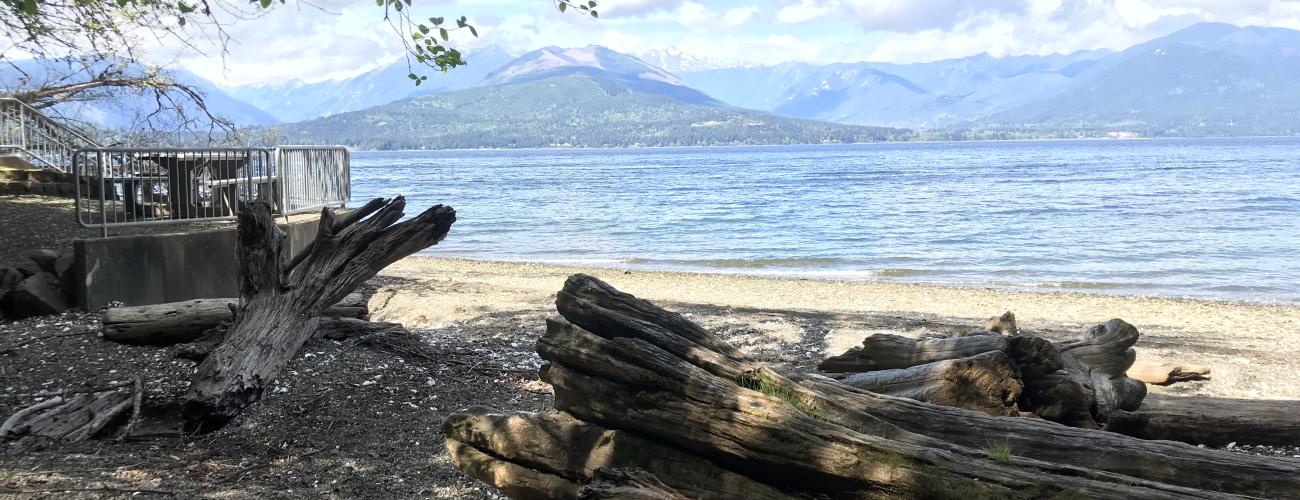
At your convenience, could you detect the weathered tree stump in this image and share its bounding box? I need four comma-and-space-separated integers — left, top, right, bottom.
445, 275, 1300, 499
183, 198, 454, 433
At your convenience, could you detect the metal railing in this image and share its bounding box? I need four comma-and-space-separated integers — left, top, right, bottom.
0, 97, 100, 172
276, 146, 350, 215
73, 146, 350, 235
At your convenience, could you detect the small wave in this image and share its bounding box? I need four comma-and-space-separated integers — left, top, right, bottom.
872, 268, 946, 278
625, 257, 844, 269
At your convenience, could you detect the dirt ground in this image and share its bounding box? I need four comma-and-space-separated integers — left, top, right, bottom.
0, 275, 854, 499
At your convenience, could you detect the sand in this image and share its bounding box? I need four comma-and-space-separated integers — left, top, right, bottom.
377, 256, 1300, 400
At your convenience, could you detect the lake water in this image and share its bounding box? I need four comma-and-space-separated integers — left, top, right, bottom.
350, 138, 1300, 302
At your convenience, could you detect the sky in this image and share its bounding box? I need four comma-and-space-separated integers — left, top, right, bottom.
146, 0, 1300, 87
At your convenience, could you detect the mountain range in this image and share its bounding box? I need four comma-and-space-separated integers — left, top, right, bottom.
4, 22, 1300, 147
278, 46, 902, 149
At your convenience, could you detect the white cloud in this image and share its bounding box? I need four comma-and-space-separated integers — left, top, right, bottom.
133, 0, 1300, 85
776, 0, 839, 24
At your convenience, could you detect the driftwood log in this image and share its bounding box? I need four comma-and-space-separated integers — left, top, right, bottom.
1109, 394, 1300, 447
1128, 361, 1211, 385
183, 198, 454, 432
102, 292, 369, 346
446, 274, 1300, 499
818, 333, 1062, 379
1, 380, 141, 452
832, 350, 1023, 417
819, 317, 1145, 427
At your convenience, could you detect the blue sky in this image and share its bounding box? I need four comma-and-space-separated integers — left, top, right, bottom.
147, 0, 1300, 86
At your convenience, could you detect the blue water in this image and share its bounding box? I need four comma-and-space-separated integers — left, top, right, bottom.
350, 138, 1300, 302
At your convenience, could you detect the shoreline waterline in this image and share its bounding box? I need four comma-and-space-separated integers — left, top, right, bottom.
404, 254, 1300, 306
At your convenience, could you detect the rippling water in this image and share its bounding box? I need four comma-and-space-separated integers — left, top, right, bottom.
350, 138, 1300, 302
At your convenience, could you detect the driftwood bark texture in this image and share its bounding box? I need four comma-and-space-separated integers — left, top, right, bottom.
445, 274, 1300, 499
183, 198, 455, 432
1, 380, 141, 452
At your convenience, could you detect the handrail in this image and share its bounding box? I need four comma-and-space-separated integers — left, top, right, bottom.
0, 97, 99, 147
0, 96, 101, 173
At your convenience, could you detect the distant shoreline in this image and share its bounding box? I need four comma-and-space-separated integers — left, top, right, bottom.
343, 134, 1300, 153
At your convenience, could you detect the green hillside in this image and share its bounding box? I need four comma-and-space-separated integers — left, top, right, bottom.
280, 74, 908, 149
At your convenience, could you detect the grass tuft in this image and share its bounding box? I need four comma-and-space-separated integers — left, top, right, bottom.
736, 370, 831, 422
987, 442, 1013, 463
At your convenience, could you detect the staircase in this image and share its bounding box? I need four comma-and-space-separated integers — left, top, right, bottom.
0, 97, 98, 196
0, 97, 100, 173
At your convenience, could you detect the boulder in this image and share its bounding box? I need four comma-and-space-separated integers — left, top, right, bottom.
12, 259, 42, 278
9, 272, 69, 318
0, 266, 22, 292
54, 250, 75, 278
28, 249, 59, 274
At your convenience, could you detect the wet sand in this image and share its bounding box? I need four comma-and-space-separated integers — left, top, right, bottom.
378, 257, 1300, 400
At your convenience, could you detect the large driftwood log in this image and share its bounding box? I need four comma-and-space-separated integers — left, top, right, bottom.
1108, 394, 1300, 447
446, 274, 1300, 499
102, 292, 369, 346
183, 198, 454, 432
818, 332, 1063, 379
833, 350, 1023, 416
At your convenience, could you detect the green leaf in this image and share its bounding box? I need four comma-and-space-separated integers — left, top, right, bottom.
259, 0, 271, 8
20, 0, 37, 16
591, 10, 598, 18
589, 1, 596, 7
431, 16, 443, 25
412, 32, 423, 40
177, 1, 195, 14
468, 26, 478, 37
558, 2, 566, 12
439, 28, 448, 41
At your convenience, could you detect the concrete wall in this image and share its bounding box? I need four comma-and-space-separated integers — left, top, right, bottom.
73, 219, 319, 310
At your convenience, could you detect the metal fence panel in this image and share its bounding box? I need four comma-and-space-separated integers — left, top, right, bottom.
73, 148, 276, 233
276, 146, 350, 215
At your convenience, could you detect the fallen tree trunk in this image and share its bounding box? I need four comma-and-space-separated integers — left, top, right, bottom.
183, 198, 455, 433
102, 292, 370, 346
445, 274, 1300, 499
1128, 361, 1211, 385
1108, 394, 1300, 447
833, 350, 1023, 416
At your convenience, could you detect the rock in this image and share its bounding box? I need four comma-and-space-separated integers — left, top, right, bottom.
28, 249, 59, 274
0, 266, 22, 291
985, 311, 1018, 335
12, 259, 42, 278
54, 250, 75, 278
9, 272, 69, 318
